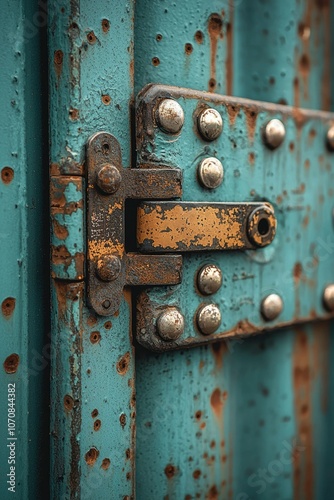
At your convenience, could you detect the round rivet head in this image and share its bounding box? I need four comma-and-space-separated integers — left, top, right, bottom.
326, 126, 334, 151
263, 119, 286, 149
198, 108, 223, 141
197, 304, 221, 335
197, 265, 222, 295
96, 255, 121, 282
198, 158, 224, 189
157, 308, 185, 341
96, 164, 121, 194
323, 284, 334, 312
261, 294, 283, 321
157, 99, 184, 134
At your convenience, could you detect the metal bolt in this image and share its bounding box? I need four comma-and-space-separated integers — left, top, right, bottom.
327, 126, 334, 150
198, 158, 224, 189
197, 108, 223, 141
261, 294, 283, 321
263, 119, 286, 149
157, 99, 184, 134
323, 284, 334, 312
156, 308, 185, 341
96, 255, 121, 282
197, 265, 222, 295
197, 304, 221, 335
96, 164, 121, 194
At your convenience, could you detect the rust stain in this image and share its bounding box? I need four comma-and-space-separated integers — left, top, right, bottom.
1, 297, 15, 318
210, 388, 224, 418
312, 321, 330, 413
320, 0, 331, 110
1, 166, 14, 184
101, 19, 110, 33
3, 353, 19, 374
85, 447, 99, 466
293, 328, 314, 500
194, 30, 204, 44
88, 239, 124, 261
225, 4, 233, 96
245, 108, 258, 141
206, 485, 219, 499
185, 43, 193, 55
211, 341, 227, 370
101, 458, 110, 470
164, 464, 177, 479
64, 395, 74, 412
225, 103, 240, 125
53, 219, 69, 240
101, 94, 111, 105
208, 13, 223, 92
87, 31, 97, 44
54, 49, 63, 78
116, 352, 130, 375
248, 152, 255, 165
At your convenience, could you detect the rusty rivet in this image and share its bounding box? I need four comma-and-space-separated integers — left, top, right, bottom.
197, 265, 222, 295
247, 205, 277, 247
198, 157, 224, 189
156, 99, 184, 134
4, 353, 19, 374
1, 297, 16, 318
96, 255, 121, 282
326, 126, 334, 151
197, 108, 223, 141
157, 308, 184, 341
264, 119, 286, 149
1, 167, 14, 184
261, 293, 283, 321
197, 304, 221, 335
96, 164, 121, 194
323, 284, 334, 312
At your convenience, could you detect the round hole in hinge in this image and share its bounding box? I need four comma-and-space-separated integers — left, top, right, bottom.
258, 218, 270, 236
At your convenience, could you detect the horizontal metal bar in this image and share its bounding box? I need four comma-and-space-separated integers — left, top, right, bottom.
126, 254, 182, 285
137, 201, 276, 252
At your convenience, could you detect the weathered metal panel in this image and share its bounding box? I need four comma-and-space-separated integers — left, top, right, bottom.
0, 0, 49, 498
134, 1, 334, 499
49, 1, 135, 498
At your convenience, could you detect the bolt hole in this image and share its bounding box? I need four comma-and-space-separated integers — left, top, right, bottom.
102, 143, 109, 153
85, 447, 99, 466
94, 419, 101, 431
258, 218, 270, 236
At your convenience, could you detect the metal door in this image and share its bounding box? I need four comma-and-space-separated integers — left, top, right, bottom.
1, 1, 334, 499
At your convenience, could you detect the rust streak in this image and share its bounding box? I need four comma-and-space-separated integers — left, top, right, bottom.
208, 13, 223, 93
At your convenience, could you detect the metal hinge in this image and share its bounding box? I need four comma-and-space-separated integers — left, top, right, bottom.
86, 132, 277, 317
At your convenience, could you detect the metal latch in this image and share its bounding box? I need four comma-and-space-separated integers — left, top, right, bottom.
86, 132, 277, 316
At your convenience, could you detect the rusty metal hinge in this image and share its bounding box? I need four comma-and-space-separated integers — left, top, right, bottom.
86, 132, 277, 316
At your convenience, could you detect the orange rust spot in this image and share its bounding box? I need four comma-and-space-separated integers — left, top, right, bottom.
193, 469, 201, 479
54, 50, 63, 78
207, 485, 219, 499
53, 220, 69, 240
94, 419, 101, 431
164, 464, 176, 479
2, 297, 15, 318
102, 19, 110, 33
64, 394, 74, 411
156, 33, 162, 41
4, 354, 19, 374
1, 167, 14, 184
211, 341, 227, 370
152, 57, 160, 66
69, 108, 79, 121
194, 30, 204, 44
195, 410, 202, 420
185, 43, 193, 55
120, 413, 126, 427
101, 458, 110, 470
87, 31, 96, 44
87, 315, 97, 327
289, 141, 295, 152
248, 152, 255, 165
85, 448, 99, 466
208, 13, 223, 93
116, 352, 130, 375
211, 388, 224, 418
200, 421, 206, 429
245, 108, 258, 141
91, 408, 98, 418
302, 215, 309, 228
226, 104, 240, 125
101, 94, 111, 105
304, 159, 310, 170
294, 262, 303, 283
104, 320, 112, 329
90, 331, 101, 344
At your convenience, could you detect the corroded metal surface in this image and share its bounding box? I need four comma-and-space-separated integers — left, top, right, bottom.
86, 132, 183, 316
137, 201, 276, 252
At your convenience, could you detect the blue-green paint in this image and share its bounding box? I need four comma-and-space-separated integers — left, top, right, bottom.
135, 1, 334, 499
49, 1, 135, 498
0, 0, 49, 498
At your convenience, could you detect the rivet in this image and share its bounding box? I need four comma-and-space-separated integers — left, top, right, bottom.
156, 99, 184, 134
326, 126, 334, 151
198, 158, 224, 189
263, 119, 285, 149
247, 205, 277, 247
102, 300, 111, 309
261, 294, 283, 321
197, 265, 222, 295
96, 255, 121, 282
197, 108, 223, 141
197, 304, 221, 335
156, 308, 185, 341
323, 284, 334, 311
96, 164, 121, 194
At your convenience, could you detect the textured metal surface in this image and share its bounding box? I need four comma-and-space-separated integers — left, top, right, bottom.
0, 0, 49, 498
137, 201, 276, 252
86, 132, 182, 316
134, 1, 334, 499
49, 1, 136, 498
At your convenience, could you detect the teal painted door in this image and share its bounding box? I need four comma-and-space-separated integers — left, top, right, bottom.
1, 1, 334, 499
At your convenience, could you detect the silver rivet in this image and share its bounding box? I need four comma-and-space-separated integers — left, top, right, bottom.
198, 108, 223, 141
198, 158, 224, 189
197, 265, 222, 295
96, 164, 121, 194
323, 284, 334, 311
327, 126, 334, 150
197, 304, 221, 335
157, 308, 185, 341
157, 99, 184, 134
263, 119, 286, 149
261, 293, 283, 321
96, 255, 121, 282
